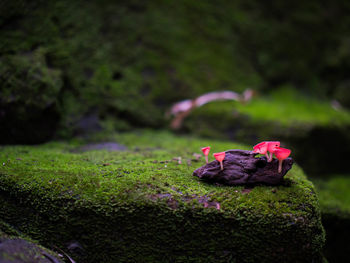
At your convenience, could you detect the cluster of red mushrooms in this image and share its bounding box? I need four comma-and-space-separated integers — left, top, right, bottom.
201, 141, 291, 173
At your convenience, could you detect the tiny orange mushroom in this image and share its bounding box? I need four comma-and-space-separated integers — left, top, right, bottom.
266, 141, 280, 162
213, 152, 226, 171
253, 141, 280, 162
253, 142, 269, 160
273, 147, 291, 173
201, 146, 211, 164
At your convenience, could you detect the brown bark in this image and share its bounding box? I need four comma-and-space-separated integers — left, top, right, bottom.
193, 150, 293, 186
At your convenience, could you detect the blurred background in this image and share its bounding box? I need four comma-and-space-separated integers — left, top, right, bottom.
1, 0, 350, 261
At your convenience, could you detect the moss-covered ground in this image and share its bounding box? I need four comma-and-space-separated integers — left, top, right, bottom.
187, 88, 350, 130
312, 176, 350, 263
0, 130, 324, 262
235, 88, 350, 126
185, 88, 350, 138
313, 176, 350, 217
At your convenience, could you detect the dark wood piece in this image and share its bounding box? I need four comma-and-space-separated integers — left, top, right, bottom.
193, 150, 293, 186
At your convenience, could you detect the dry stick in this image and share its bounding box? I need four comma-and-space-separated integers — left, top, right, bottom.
168, 89, 254, 130
53, 246, 76, 263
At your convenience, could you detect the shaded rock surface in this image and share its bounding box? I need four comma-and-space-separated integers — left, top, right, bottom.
313, 175, 350, 263
0, 133, 324, 263
0, 238, 63, 263
193, 150, 293, 185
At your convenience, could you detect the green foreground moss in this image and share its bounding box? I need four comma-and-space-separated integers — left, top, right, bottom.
0, 130, 324, 262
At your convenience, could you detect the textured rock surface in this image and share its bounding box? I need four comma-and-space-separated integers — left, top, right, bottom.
0, 238, 63, 263
193, 150, 293, 185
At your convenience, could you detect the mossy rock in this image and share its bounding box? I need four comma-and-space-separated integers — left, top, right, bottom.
313, 176, 350, 263
0, 50, 62, 144
0, 220, 64, 263
0, 130, 324, 262
0, 238, 64, 263
183, 88, 350, 175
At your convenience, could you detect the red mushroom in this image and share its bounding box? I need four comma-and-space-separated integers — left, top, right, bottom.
213, 152, 226, 170
253, 141, 281, 162
253, 142, 269, 160
266, 141, 280, 162
273, 147, 291, 173
201, 146, 211, 164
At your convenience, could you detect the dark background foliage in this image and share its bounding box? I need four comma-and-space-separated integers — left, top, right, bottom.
1, 0, 350, 143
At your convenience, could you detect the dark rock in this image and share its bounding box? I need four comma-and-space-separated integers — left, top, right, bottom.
0, 51, 62, 145
67, 241, 84, 257
75, 113, 102, 136
0, 238, 63, 263
193, 150, 293, 186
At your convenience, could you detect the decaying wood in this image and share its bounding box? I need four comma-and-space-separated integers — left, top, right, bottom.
168, 89, 254, 130
193, 150, 293, 186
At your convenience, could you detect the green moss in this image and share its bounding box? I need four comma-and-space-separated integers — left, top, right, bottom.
312, 176, 350, 263
235, 88, 350, 126
0, 50, 62, 108
313, 176, 350, 217
0, 130, 324, 262
0, 220, 21, 238
5, 0, 350, 143
185, 87, 350, 136
0, 0, 262, 142
0, 48, 63, 144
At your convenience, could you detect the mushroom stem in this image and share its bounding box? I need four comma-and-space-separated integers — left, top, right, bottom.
205, 155, 208, 164
213, 152, 226, 171
278, 160, 283, 173
268, 152, 273, 162
265, 152, 270, 161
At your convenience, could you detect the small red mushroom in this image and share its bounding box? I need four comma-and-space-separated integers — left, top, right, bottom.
213, 152, 226, 170
266, 141, 280, 162
253, 142, 269, 160
273, 147, 291, 173
201, 146, 211, 164
253, 141, 281, 162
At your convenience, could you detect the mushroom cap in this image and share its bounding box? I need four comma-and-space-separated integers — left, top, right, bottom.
201, 146, 211, 156
273, 147, 291, 160
213, 152, 225, 162
267, 141, 280, 152
253, 142, 268, 154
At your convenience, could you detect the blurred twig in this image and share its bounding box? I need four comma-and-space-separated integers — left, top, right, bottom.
168, 89, 254, 130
